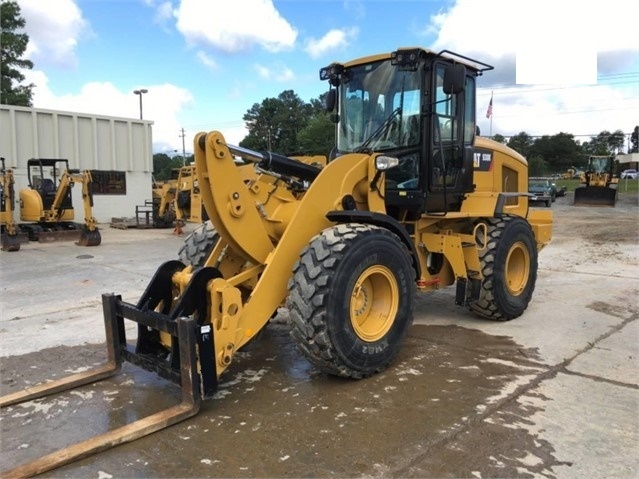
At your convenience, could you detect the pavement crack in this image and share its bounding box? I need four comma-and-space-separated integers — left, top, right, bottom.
391, 315, 638, 477
560, 368, 638, 390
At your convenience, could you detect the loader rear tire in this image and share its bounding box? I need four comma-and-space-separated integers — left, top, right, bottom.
178, 220, 218, 268
467, 216, 538, 321
286, 224, 416, 379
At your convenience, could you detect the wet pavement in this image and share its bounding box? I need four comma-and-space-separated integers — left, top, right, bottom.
1, 323, 564, 478
1, 197, 638, 478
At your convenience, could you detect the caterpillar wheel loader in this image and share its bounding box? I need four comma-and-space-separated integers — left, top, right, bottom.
18, 158, 102, 246
573, 155, 618, 207
150, 166, 208, 229
151, 170, 178, 227
1, 47, 553, 478
174, 164, 209, 224
0, 158, 27, 251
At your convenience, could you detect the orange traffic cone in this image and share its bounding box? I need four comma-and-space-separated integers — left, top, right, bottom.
173, 220, 185, 236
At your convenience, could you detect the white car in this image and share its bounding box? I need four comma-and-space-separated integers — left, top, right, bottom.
620, 169, 638, 179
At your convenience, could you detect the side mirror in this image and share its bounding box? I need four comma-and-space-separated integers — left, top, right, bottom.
443, 64, 466, 95
325, 89, 337, 112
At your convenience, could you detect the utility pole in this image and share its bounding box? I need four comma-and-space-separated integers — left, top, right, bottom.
179, 128, 186, 165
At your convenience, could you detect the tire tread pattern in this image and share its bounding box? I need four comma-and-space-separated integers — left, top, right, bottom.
177, 220, 218, 268
467, 216, 537, 321
286, 223, 412, 378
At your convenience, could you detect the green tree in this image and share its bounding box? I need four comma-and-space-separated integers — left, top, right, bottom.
527, 156, 549, 176
631, 126, 638, 153
152, 153, 184, 180
507, 132, 534, 158
240, 90, 313, 154
530, 132, 582, 173
491, 133, 507, 144
607, 129, 626, 154
582, 130, 626, 155
297, 113, 335, 157
1, 0, 34, 106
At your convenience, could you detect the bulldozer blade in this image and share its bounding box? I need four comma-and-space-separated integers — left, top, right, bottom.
1, 233, 26, 252
0, 295, 203, 479
37, 229, 83, 243
76, 228, 102, 246
573, 186, 617, 207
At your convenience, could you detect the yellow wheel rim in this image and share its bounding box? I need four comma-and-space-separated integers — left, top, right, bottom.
505, 241, 530, 296
350, 265, 399, 342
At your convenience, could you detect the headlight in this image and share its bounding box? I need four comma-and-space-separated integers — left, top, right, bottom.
375, 155, 399, 171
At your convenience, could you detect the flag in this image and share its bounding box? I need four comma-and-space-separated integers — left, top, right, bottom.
486, 94, 493, 119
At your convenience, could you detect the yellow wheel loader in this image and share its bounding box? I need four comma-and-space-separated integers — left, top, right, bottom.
0, 158, 26, 251
174, 164, 209, 224
151, 166, 209, 228
1, 47, 553, 478
151, 170, 178, 227
18, 158, 101, 245
574, 155, 618, 207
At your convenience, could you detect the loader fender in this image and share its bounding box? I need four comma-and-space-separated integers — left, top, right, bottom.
326, 209, 421, 278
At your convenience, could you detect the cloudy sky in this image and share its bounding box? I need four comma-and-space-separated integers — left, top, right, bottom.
16, 0, 639, 155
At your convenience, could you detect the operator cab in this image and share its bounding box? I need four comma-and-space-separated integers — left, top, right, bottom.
321, 48, 493, 218
27, 158, 74, 210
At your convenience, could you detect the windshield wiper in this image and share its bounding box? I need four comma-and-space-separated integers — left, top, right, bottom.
356, 107, 402, 153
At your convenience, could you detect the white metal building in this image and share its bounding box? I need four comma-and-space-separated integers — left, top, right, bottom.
0, 104, 154, 223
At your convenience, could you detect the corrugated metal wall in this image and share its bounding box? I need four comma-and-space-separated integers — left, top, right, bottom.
0, 105, 154, 223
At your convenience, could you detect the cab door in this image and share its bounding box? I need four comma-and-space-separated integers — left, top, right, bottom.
424, 63, 476, 213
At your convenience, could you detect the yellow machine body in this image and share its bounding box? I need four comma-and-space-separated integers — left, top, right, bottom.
18, 159, 101, 245
1, 47, 554, 478
0, 158, 24, 251
174, 165, 207, 224
574, 155, 618, 207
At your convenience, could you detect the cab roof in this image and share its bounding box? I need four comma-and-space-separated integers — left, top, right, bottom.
341, 47, 493, 74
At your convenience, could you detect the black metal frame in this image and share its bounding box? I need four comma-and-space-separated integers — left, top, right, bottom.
0, 275, 215, 478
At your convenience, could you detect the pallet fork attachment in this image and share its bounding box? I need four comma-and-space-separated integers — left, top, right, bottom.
0, 293, 208, 479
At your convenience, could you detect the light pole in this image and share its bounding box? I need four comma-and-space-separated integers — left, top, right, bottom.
133, 89, 148, 119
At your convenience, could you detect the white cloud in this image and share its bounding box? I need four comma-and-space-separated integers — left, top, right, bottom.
428, 0, 638, 68
24, 69, 194, 153
154, 1, 174, 22
429, 0, 639, 139
304, 27, 359, 59
477, 83, 638, 139
196, 51, 218, 71
18, 0, 89, 69
253, 63, 295, 82
218, 125, 250, 148
175, 0, 297, 53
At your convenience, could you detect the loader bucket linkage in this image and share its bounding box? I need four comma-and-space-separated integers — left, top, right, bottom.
0, 290, 208, 479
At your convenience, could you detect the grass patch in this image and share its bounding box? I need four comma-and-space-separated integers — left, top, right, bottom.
554, 178, 639, 194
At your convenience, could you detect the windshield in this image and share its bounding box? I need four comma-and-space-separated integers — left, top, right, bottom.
337, 60, 422, 153
589, 157, 610, 173
529, 181, 547, 188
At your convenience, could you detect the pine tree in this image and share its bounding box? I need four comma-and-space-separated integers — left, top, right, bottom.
1, 0, 34, 106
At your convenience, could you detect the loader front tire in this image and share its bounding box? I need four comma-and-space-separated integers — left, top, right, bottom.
178, 220, 218, 268
467, 216, 538, 321
287, 224, 416, 379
